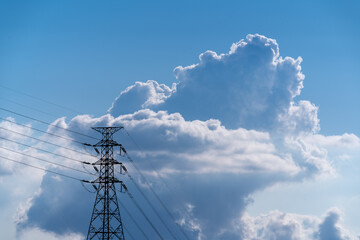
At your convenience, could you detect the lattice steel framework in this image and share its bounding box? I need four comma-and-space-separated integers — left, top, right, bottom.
86, 127, 125, 240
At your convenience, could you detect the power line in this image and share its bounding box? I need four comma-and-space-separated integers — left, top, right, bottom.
0, 116, 86, 145
120, 160, 179, 240
0, 84, 83, 115
0, 96, 59, 118
0, 136, 90, 164
123, 225, 135, 240
80, 181, 97, 193
122, 130, 192, 240
0, 126, 96, 158
121, 147, 189, 240
121, 186, 165, 240
0, 146, 93, 176
0, 107, 98, 140
0, 155, 83, 181
118, 200, 150, 240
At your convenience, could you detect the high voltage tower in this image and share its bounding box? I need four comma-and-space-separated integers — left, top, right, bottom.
84, 127, 126, 240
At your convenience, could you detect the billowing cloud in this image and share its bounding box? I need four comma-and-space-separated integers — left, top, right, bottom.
109, 80, 176, 116
315, 208, 353, 240
0, 117, 33, 174
68, 111, 301, 175
2, 34, 359, 239
19, 109, 359, 239
225, 208, 355, 240
17, 227, 83, 240
109, 34, 311, 133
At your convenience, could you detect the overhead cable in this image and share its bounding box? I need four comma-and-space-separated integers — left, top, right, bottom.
0, 126, 96, 158
0, 116, 86, 145
0, 155, 83, 181
120, 160, 178, 240
0, 146, 94, 176
0, 107, 98, 140
0, 84, 83, 115
123, 130, 192, 240
0, 96, 59, 118
123, 225, 135, 240
0, 136, 91, 164
121, 186, 165, 240
118, 200, 150, 240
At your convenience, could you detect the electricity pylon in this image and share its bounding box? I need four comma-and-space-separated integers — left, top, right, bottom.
85, 127, 126, 240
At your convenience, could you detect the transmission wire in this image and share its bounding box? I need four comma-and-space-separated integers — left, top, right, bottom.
0, 96, 59, 118
118, 200, 150, 240
0, 136, 90, 164
123, 130, 192, 240
0, 84, 83, 115
123, 225, 135, 240
0, 126, 96, 158
0, 116, 86, 145
121, 187, 165, 240
0, 155, 83, 181
120, 159, 178, 240
0, 107, 98, 140
0, 146, 94, 176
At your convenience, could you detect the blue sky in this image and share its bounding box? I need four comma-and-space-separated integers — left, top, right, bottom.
1, 0, 359, 135
0, 1, 360, 239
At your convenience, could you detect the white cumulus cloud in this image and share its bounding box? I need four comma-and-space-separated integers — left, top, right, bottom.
1, 34, 358, 239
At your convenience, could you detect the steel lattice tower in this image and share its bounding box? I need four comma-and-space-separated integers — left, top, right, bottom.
86, 127, 125, 240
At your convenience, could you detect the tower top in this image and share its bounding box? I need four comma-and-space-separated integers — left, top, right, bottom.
92, 126, 124, 135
